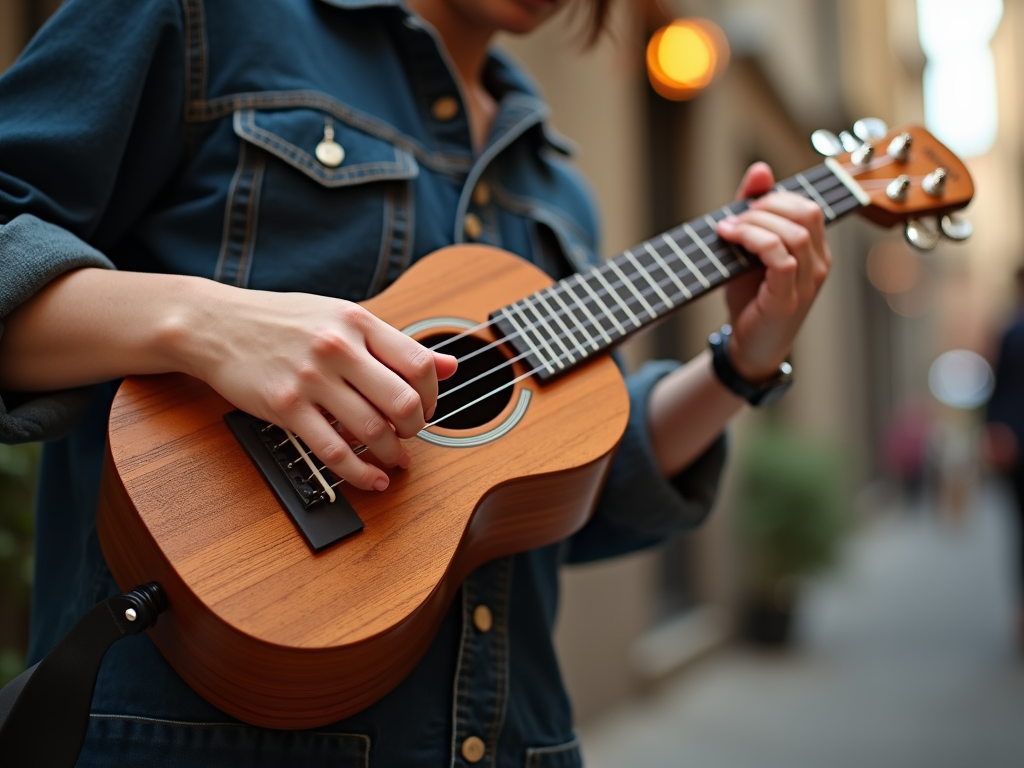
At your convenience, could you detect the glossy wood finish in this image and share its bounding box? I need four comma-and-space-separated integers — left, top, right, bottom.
841, 125, 974, 228
97, 245, 630, 728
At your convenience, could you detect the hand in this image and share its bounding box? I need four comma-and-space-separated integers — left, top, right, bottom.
715, 162, 831, 381
187, 288, 457, 492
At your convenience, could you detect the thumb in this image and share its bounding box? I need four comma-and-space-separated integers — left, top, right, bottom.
736, 161, 775, 200
433, 352, 458, 381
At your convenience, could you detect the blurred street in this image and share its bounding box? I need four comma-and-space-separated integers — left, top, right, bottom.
580, 481, 1024, 768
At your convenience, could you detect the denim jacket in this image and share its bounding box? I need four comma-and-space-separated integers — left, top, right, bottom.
0, 1, 726, 765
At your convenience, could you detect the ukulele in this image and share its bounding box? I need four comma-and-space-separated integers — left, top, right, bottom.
96, 124, 973, 728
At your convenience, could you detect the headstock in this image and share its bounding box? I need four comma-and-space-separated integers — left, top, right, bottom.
811, 120, 974, 250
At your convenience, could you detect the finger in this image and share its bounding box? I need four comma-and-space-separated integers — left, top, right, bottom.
749, 192, 827, 263
736, 161, 775, 200
721, 209, 815, 296
318, 379, 406, 468
361, 316, 447, 427
288, 406, 390, 492
717, 218, 798, 315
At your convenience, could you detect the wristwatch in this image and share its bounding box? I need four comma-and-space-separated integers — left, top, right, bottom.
708, 325, 793, 406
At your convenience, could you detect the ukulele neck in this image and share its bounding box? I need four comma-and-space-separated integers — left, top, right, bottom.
490, 160, 866, 382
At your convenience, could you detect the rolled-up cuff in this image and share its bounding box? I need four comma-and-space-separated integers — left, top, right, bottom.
567, 359, 727, 563
1, 214, 114, 443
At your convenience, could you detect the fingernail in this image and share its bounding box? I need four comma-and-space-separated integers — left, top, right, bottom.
718, 216, 737, 229
398, 452, 411, 469
373, 477, 389, 492
425, 406, 435, 422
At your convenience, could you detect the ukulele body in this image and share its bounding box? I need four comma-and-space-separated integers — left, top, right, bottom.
96, 244, 630, 729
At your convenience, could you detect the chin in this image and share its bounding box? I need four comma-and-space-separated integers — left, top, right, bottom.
465, 0, 563, 35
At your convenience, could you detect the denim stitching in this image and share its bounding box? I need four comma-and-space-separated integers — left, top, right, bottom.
213, 140, 248, 283
236, 110, 417, 187
88, 714, 371, 763
449, 583, 475, 768
524, 734, 581, 768
191, 90, 472, 175
489, 183, 594, 252
235, 149, 265, 287
487, 557, 513, 768
367, 183, 396, 297
179, 0, 207, 120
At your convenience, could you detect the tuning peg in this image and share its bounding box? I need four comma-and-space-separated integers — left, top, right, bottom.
886, 175, 911, 202
853, 117, 889, 142
851, 143, 875, 166
811, 129, 843, 157
940, 214, 973, 241
887, 133, 913, 162
905, 218, 941, 250
922, 168, 947, 197
838, 131, 863, 152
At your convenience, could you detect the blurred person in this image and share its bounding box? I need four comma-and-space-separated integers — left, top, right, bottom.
984, 265, 1024, 647
0, 0, 831, 764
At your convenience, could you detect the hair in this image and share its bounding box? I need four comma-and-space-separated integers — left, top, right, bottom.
579, 0, 614, 46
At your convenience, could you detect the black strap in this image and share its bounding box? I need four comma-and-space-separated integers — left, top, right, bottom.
0, 583, 167, 768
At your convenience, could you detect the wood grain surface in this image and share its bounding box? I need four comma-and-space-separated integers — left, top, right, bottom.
97, 245, 630, 728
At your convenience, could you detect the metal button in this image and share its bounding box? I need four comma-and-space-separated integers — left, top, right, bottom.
463, 212, 483, 241
431, 96, 460, 121
473, 604, 493, 633
461, 736, 486, 763
472, 181, 491, 206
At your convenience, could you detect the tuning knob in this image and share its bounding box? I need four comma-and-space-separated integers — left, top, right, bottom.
810, 129, 843, 157
853, 117, 889, 142
839, 131, 863, 152
887, 133, 913, 161
905, 218, 941, 250
886, 175, 911, 202
922, 168, 947, 197
851, 143, 875, 166
940, 215, 973, 241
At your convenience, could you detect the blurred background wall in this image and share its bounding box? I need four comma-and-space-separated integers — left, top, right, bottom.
1, 0, 1022, 761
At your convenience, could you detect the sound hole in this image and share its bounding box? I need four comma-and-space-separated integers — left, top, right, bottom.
421, 333, 514, 430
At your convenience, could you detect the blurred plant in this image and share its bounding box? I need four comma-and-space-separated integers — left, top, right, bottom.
735, 423, 850, 644
0, 442, 38, 686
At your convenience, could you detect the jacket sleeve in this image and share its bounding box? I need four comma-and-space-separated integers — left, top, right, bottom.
566, 359, 727, 563
0, 0, 186, 443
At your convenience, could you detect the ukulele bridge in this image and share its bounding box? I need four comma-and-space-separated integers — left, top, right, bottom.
224, 410, 364, 552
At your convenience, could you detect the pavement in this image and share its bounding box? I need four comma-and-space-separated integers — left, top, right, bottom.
578, 482, 1024, 767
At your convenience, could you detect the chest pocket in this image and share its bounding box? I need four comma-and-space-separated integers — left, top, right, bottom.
219, 104, 419, 301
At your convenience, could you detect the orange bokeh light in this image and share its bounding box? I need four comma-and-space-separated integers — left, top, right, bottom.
647, 19, 729, 101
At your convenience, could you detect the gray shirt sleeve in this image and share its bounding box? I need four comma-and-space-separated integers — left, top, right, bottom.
0, 214, 114, 443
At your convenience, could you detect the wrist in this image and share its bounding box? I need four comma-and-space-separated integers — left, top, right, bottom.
153, 275, 232, 379
708, 325, 793, 407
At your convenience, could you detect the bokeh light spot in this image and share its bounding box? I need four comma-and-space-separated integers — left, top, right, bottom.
647, 19, 729, 101
928, 350, 994, 409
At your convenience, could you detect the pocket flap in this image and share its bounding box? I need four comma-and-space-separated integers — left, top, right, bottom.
234, 107, 419, 187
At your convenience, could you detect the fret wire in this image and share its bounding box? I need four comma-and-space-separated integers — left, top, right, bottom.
682, 223, 730, 278
503, 306, 556, 374
574, 272, 627, 337
545, 285, 600, 352
512, 301, 565, 369
703, 213, 749, 268
625, 249, 675, 309
608, 257, 659, 320
643, 242, 693, 300
521, 295, 576, 365
662, 232, 711, 289
795, 171, 836, 220
592, 266, 642, 328
533, 289, 589, 360
561, 278, 614, 345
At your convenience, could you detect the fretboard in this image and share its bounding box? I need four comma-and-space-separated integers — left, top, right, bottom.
490, 162, 863, 382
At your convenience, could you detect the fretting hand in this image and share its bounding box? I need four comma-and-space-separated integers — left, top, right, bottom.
715, 161, 832, 381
